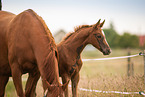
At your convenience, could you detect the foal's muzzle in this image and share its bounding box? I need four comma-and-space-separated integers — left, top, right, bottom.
102, 48, 111, 55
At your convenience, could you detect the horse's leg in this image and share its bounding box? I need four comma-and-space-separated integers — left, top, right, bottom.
0, 76, 9, 97
71, 58, 82, 97
10, 62, 25, 97
25, 71, 40, 97
62, 75, 69, 97
71, 73, 80, 97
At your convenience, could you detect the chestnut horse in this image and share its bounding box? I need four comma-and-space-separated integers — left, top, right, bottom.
57, 19, 111, 97
0, 9, 68, 97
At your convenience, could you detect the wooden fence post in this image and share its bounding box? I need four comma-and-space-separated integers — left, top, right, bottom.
131, 62, 134, 76
127, 50, 131, 76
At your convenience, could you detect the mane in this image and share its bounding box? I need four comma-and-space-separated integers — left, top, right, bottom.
25, 9, 59, 77
74, 25, 92, 32
62, 25, 92, 42
25, 10, 60, 95
8, 9, 60, 95
19, 9, 59, 82
42, 50, 60, 96
25, 9, 56, 46
42, 50, 58, 83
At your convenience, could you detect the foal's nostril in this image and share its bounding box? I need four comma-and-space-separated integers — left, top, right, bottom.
107, 49, 111, 54
108, 49, 111, 53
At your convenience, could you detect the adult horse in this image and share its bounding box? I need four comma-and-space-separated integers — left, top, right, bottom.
0, 9, 68, 97
57, 19, 111, 97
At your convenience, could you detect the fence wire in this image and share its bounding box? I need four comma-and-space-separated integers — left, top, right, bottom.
82, 54, 139, 61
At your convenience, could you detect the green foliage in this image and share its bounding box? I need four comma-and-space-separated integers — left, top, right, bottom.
103, 22, 139, 49
103, 28, 120, 48
119, 33, 139, 48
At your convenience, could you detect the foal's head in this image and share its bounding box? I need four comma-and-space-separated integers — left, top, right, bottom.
87, 19, 111, 55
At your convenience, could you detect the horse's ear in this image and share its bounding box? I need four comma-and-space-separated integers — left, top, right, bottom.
100, 20, 105, 27
62, 80, 70, 91
94, 19, 101, 29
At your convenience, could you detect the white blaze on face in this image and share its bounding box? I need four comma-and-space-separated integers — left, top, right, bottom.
102, 30, 109, 46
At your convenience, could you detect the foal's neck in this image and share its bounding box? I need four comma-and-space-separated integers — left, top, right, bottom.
65, 27, 91, 58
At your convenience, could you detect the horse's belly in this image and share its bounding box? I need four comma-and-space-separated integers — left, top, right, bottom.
22, 62, 37, 73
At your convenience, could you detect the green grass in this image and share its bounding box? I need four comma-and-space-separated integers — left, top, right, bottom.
5, 49, 144, 97
5, 81, 16, 97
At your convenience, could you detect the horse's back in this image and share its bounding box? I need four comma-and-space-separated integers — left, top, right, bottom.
0, 11, 15, 18
0, 11, 15, 40
0, 11, 15, 28
7, 9, 51, 72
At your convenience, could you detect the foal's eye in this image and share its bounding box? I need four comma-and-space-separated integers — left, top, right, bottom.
94, 34, 102, 39
97, 35, 101, 38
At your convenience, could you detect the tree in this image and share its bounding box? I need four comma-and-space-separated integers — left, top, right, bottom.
119, 33, 131, 48
103, 22, 139, 49
103, 22, 120, 48
119, 33, 139, 48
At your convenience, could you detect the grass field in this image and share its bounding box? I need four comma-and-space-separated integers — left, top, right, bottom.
5, 48, 144, 97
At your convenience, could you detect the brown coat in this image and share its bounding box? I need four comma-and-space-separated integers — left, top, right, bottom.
0, 9, 67, 97
57, 20, 111, 97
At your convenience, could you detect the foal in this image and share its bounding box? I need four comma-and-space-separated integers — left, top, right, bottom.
57, 19, 111, 97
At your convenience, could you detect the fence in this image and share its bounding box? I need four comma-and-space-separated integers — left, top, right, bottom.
9, 50, 145, 96
82, 54, 139, 61
82, 50, 145, 96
